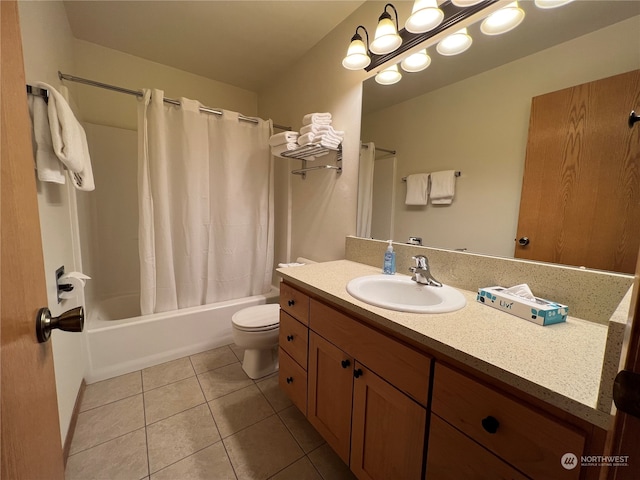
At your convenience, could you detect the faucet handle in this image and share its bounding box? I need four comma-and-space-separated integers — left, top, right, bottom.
412, 255, 428, 269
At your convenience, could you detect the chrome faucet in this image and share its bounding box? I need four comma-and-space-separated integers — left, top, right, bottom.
409, 255, 442, 287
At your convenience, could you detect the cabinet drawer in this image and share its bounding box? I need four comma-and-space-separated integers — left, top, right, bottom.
279, 311, 308, 369
280, 283, 310, 325
279, 348, 307, 415
426, 414, 529, 480
432, 363, 585, 480
310, 299, 431, 406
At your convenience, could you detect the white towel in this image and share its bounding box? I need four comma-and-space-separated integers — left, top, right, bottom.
405, 173, 430, 205
300, 124, 331, 136
36, 82, 95, 191
298, 132, 315, 146
27, 95, 66, 184
302, 112, 332, 126
269, 131, 299, 147
430, 170, 457, 205
271, 143, 298, 158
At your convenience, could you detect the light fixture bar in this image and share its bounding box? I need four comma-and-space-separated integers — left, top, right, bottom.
365, 0, 500, 72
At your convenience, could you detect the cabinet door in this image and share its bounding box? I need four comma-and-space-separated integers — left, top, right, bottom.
351, 363, 427, 480
426, 415, 529, 480
307, 331, 354, 464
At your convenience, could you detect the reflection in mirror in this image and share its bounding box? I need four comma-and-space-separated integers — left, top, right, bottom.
357, 1, 640, 273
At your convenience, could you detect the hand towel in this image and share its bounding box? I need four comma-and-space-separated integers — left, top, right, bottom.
269, 131, 299, 147
405, 173, 430, 205
300, 123, 331, 136
27, 95, 66, 184
297, 132, 315, 146
430, 170, 457, 205
271, 143, 298, 157
36, 82, 95, 191
302, 112, 332, 126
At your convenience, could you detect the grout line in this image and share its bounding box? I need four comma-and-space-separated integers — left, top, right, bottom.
67, 425, 146, 458
149, 440, 231, 478
142, 388, 151, 479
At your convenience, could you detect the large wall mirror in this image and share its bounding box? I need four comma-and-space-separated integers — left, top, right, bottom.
357, 1, 640, 273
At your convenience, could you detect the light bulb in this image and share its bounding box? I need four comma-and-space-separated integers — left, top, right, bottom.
405, 0, 444, 34
436, 28, 473, 56
401, 50, 431, 73
342, 38, 371, 70
375, 64, 402, 85
451, 0, 484, 6
535, 0, 575, 8
370, 16, 402, 55
481, 1, 525, 36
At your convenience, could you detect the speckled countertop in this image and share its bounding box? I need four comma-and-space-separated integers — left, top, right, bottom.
277, 259, 619, 430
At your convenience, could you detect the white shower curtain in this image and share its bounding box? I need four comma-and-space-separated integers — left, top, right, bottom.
137, 89, 274, 315
356, 142, 375, 238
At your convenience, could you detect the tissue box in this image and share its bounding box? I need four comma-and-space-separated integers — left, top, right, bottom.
476, 286, 568, 326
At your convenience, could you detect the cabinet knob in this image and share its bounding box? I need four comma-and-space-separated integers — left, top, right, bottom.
287, 300, 295, 307
354, 368, 363, 378
287, 335, 294, 341
341, 359, 351, 369
481, 415, 500, 434
286, 377, 293, 384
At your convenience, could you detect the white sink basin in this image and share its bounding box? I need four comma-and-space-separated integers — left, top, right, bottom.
346, 274, 466, 314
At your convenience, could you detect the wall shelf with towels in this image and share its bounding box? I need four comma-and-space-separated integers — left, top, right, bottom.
283, 144, 342, 179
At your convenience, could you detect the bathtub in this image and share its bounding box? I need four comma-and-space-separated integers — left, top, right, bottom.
84, 287, 279, 383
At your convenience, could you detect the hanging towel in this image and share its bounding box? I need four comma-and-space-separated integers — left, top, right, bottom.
36, 82, 95, 191
269, 131, 299, 147
405, 173, 430, 205
430, 170, 457, 205
302, 112, 332, 126
27, 95, 66, 184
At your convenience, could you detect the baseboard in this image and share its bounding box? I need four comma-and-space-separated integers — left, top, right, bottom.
63, 379, 86, 466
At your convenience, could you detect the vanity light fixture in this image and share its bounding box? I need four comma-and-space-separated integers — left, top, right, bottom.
480, 1, 525, 35
370, 4, 402, 55
401, 49, 431, 72
534, 0, 575, 9
436, 27, 473, 56
342, 25, 371, 70
451, 0, 485, 7
375, 64, 402, 85
405, 0, 444, 34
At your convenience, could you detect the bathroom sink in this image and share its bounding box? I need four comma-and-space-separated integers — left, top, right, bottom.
346, 274, 466, 314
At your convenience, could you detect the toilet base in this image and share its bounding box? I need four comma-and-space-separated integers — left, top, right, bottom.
241, 345, 279, 379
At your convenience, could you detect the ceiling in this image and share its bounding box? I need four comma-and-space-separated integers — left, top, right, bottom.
363, 1, 640, 114
63, 1, 366, 92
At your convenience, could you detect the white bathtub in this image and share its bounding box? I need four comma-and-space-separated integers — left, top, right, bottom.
84, 287, 279, 383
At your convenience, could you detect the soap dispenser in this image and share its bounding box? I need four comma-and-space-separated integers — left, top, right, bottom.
383, 240, 396, 275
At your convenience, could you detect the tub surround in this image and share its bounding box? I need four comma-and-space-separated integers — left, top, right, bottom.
277, 241, 633, 430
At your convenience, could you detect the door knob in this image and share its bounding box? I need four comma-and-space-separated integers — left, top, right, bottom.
36, 306, 84, 343
518, 237, 530, 246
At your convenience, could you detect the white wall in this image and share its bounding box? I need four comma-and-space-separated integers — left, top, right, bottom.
18, 0, 85, 447
361, 17, 640, 257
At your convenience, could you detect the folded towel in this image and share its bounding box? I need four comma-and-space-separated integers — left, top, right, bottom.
298, 132, 315, 146
269, 131, 299, 147
36, 82, 95, 191
300, 123, 331, 136
28, 95, 66, 184
430, 170, 457, 205
271, 143, 298, 158
405, 173, 430, 205
302, 112, 332, 126
320, 138, 340, 149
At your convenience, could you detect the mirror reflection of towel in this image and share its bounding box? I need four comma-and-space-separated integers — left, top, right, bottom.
405, 173, 430, 205
430, 170, 456, 205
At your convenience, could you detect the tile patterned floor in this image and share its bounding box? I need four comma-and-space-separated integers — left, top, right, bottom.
65, 345, 357, 480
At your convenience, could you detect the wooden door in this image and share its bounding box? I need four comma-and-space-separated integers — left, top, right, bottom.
307, 331, 353, 464
351, 363, 426, 480
1, 1, 65, 478
515, 70, 640, 273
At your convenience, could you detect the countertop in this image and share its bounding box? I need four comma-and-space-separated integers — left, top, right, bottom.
277, 259, 616, 429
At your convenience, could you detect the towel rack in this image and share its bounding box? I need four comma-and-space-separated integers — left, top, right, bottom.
402, 171, 460, 182
284, 144, 342, 179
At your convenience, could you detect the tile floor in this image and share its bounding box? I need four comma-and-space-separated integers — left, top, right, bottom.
66, 344, 357, 480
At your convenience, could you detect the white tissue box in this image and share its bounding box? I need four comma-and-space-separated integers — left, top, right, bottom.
476, 286, 568, 326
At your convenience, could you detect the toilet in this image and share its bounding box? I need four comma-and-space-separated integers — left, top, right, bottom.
231, 303, 281, 379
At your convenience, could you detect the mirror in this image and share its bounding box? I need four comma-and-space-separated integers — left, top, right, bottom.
357, 1, 640, 269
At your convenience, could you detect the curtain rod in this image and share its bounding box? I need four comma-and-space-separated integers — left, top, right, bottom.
361, 143, 396, 155
55, 71, 291, 131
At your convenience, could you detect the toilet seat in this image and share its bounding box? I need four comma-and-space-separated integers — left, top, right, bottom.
231, 304, 280, 332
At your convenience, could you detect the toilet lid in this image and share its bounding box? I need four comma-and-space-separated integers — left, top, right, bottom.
232, 303, 280, 330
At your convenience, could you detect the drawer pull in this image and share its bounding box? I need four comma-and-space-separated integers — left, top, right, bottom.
341, 359, 351, 369
286, 377, 293, 384
287, 300, 295, 307
354, 368, 363, 378
287, 335, 294, 341
481, 415, 500, 434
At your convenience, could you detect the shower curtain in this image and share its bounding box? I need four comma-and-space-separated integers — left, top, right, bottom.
356, 142, 375, 238
138, 89, 273, 315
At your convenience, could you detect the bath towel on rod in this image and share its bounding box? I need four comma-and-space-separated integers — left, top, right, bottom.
405, 173, 430, 205
27, 95, 66, 184
430, 170, 457, 205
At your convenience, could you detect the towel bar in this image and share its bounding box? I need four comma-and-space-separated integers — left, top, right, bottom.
402, 171, 460, 182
